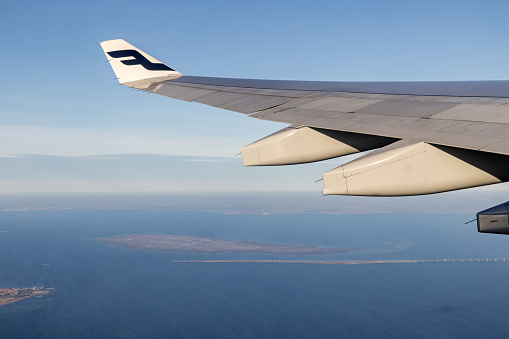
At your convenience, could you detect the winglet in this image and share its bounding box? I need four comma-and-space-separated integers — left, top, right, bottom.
100, 39, 182, 85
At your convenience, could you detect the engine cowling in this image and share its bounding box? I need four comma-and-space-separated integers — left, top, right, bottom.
322, 140, 509, 196
241, 126, 395, 166
477, 202, 509, 235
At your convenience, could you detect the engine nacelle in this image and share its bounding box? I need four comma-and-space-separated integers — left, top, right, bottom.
477, 202, 509, 235
241, 126, 395, 166
323, 140, 507, 196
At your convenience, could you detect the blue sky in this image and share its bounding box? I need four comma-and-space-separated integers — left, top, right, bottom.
1, 0, 509, 199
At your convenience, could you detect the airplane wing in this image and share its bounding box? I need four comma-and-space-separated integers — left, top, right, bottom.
100, 39, 509, 233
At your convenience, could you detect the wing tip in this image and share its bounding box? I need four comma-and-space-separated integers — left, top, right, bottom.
100, 39, 182, 85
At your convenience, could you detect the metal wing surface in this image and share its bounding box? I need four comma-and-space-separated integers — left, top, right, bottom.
100, 39, 509, 156
141, 75, 509, 156
101, 39, 509, 233
101, 39, 509, 198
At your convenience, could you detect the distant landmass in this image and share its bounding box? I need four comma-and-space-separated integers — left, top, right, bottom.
95, 235, 354, 255
0, 287, 54, 307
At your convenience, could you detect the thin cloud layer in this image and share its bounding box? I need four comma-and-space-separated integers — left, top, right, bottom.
0, 126, 242, 157
0, 153, 344, 193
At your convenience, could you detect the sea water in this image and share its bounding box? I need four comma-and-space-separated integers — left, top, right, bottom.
1, 209, 509, 338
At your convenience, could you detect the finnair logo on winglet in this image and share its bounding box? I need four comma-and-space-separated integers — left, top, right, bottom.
107, 49, 175, 71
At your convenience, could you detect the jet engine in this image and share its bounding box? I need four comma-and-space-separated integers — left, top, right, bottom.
322, 140, 509, 196
477, 202, 509, 235
241, 126, 395, 166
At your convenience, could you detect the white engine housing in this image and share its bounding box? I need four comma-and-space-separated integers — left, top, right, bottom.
241, 126, 394, 166
323, 141, 502, 196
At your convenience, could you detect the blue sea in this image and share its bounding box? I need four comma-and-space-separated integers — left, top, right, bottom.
1, 208, 509, 338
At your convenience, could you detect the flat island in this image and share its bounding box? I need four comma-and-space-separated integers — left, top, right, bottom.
95, 235, 353, 255
0, 287, 54, 306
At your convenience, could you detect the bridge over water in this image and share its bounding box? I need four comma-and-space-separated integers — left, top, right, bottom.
173, 258, 509, 265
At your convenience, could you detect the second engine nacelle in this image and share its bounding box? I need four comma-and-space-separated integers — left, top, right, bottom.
323, 140, 509, 196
